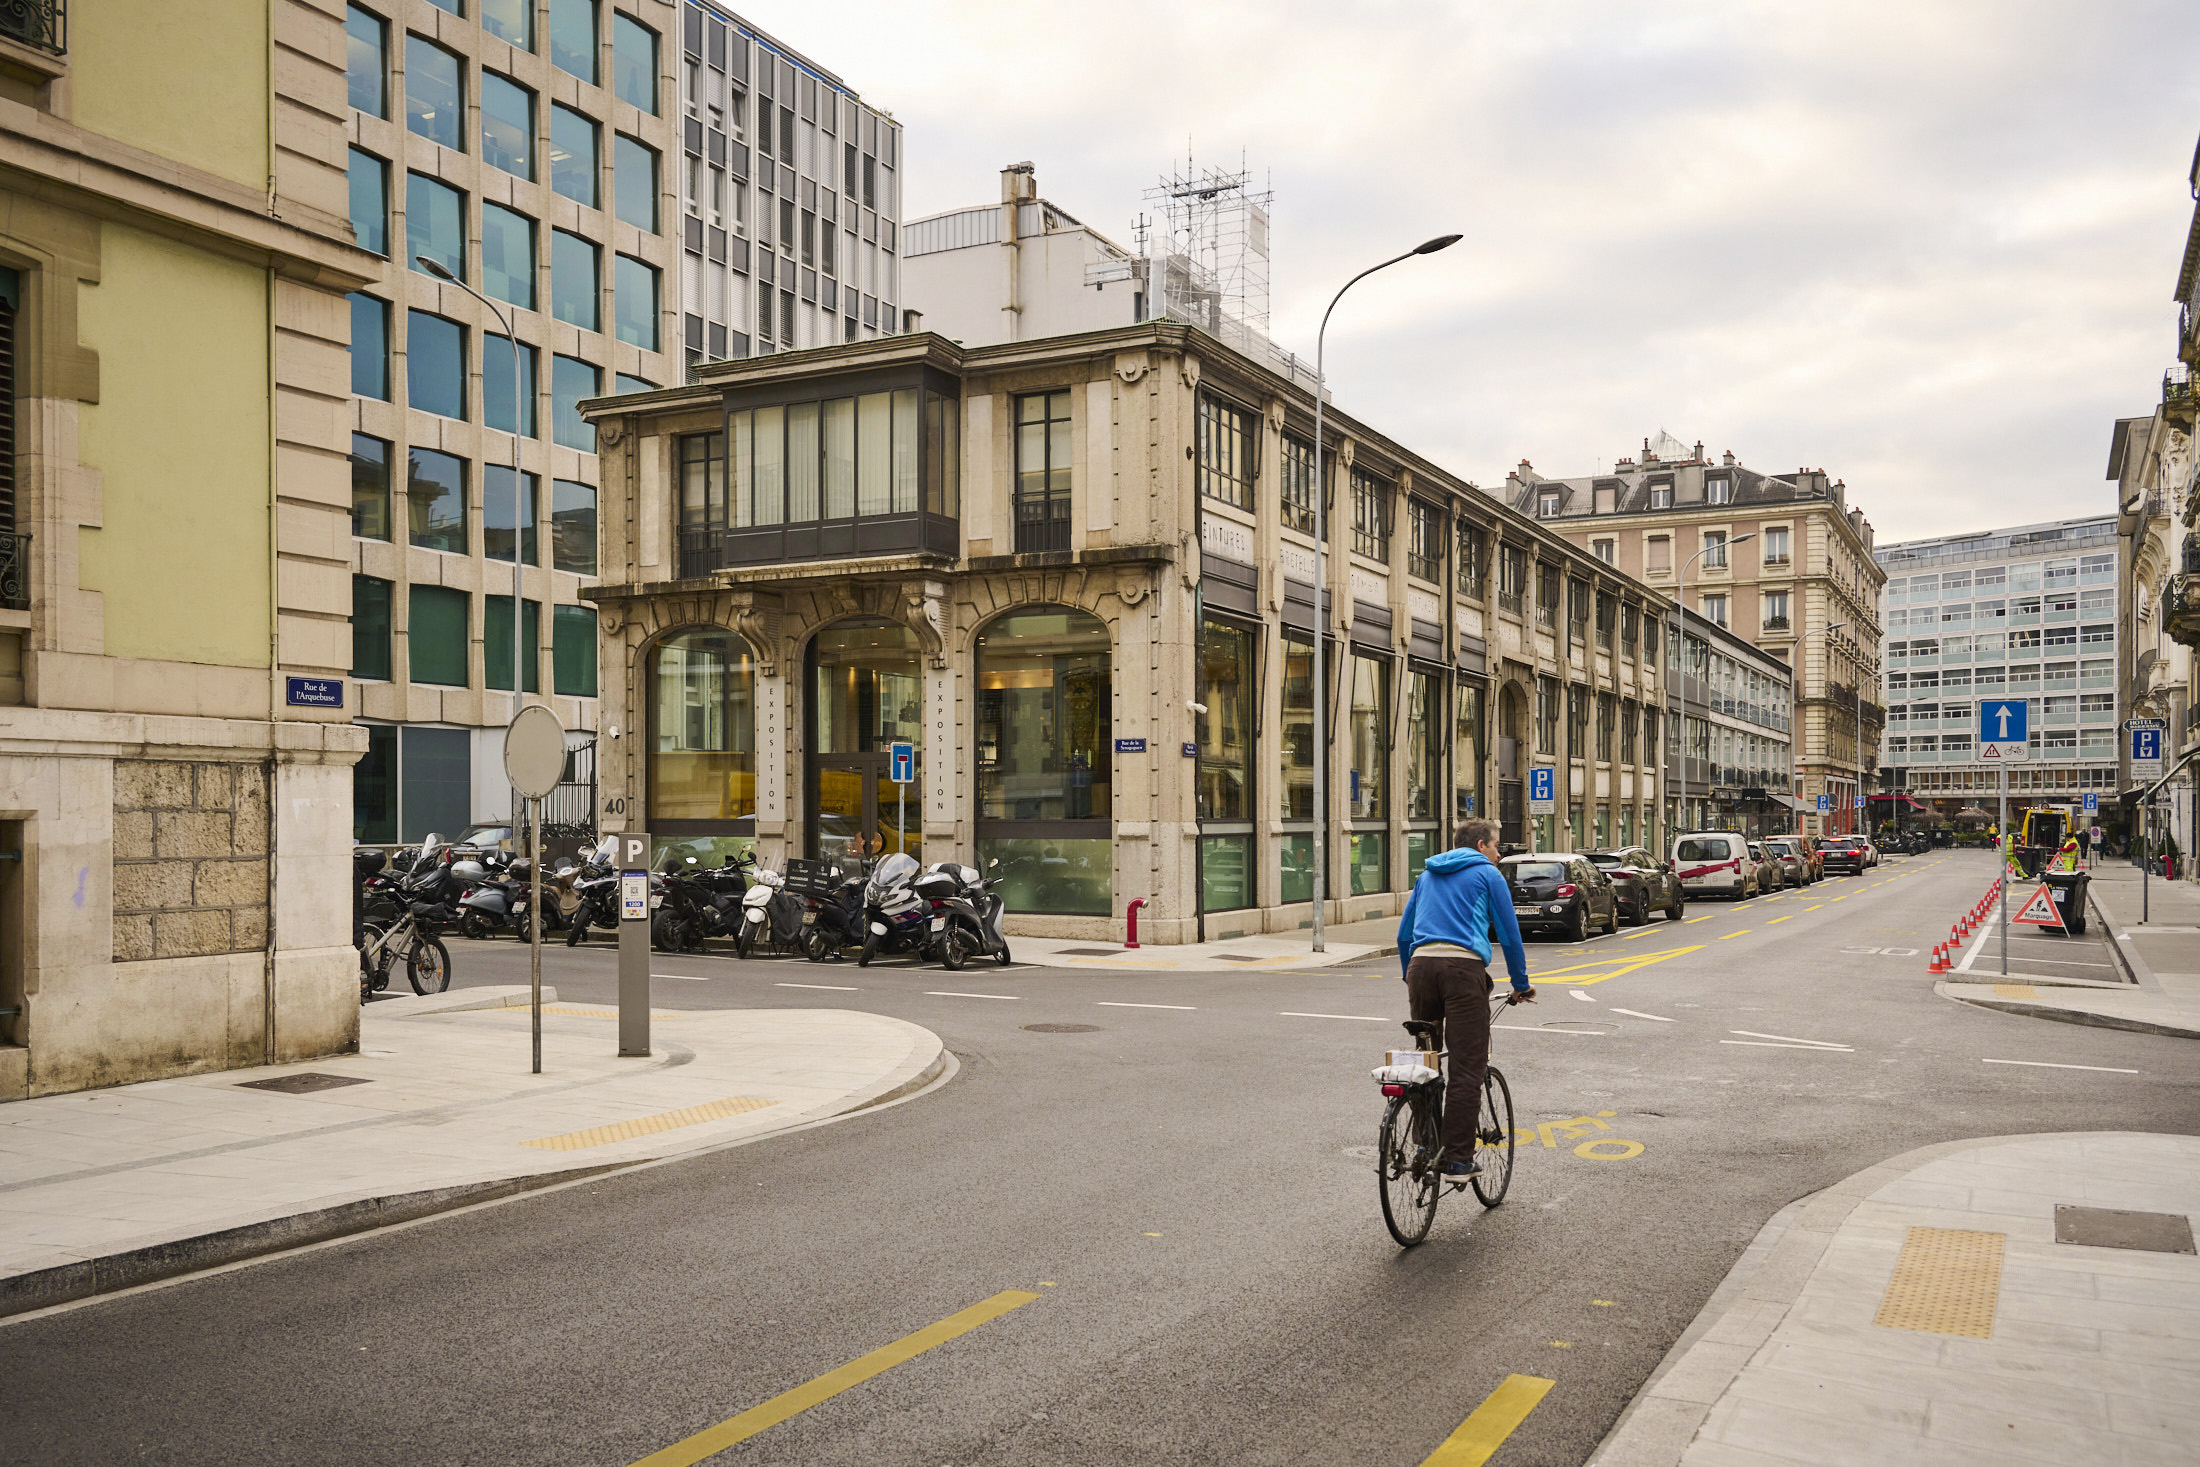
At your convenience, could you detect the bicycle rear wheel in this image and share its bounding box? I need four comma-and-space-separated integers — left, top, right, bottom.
1378, 1091, 1440, 1246
1470, 1066, 1516, 1207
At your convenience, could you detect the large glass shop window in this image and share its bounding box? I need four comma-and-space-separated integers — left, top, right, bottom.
812, 620, 924, 753
1348, 652, 1390, 896
1198, 617, 1256, 912
1456, 682, 1485, 823
975, 608, 1113, 915
650, 631, 757, 857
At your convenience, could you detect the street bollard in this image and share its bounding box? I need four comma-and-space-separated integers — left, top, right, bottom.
1125, 897, 1147, 949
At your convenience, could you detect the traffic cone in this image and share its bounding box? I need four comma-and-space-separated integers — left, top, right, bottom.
1928, 943, 1949, 973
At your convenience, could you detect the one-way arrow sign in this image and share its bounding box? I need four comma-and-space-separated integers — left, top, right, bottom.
1979, 699, 2028, 758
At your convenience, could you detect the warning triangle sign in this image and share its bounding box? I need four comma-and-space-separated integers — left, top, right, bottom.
2011, 884, 2065, 929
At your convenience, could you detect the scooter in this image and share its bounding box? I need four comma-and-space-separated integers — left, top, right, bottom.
735, 862, 810, 958
924, 861, 1012, 970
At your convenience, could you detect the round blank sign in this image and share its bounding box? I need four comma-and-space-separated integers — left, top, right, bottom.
503, 704, 568, 798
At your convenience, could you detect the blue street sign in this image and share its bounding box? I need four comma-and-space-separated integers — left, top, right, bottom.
285, 676, 343, 708
2084, 792, 2099, 813
1979, 699, 2028, 748
1182, 742, 1199, 757
1114, 738, 1146, 754
1853, 796, 1866, 810
1816, 794, 1829, 812
888, 741, 915, 783
2131, 727, 2164, 765
1527, 766, 1556, 813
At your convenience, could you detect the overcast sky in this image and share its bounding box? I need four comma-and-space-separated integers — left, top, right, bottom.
747, 0, 2200, 545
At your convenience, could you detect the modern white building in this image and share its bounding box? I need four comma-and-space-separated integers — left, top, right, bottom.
902, 165, 1146, 347
1873, 516, 2121, 819
674, 1, 906, 366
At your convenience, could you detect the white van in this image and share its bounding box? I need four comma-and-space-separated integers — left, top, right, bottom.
1673, 831, 1759, 899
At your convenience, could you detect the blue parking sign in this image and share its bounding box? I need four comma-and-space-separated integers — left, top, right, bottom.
1528, 766, 1556, 813
2083, 792, 2099, 813
2131, 727, 2163, 764
1816, 794, 1829, 812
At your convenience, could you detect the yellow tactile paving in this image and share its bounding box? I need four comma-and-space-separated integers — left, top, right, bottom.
1992, 983, 2040, 999
1872, 1226, 2005, 1338
520, 1095, 777, 1150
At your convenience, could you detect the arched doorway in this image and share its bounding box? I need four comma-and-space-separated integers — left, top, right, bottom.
1497, 683, 1527, 847
648, 628, 758, 867
974, 607, 1112, 915
807, 618, 924, 865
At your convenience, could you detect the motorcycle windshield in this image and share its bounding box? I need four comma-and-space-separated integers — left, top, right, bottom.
867, 853, 919, 899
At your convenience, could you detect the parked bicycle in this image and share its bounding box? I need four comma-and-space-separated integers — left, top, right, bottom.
1375, 995, 1527, 1247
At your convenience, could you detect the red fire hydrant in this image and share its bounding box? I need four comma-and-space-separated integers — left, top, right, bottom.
1125, 898, 1148, 949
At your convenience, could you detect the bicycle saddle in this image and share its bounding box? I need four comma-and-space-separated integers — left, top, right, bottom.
1402, 1020, 1442, 1043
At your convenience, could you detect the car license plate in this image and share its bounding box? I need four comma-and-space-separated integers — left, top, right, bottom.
802, 911, 816, 924
930, 917, 946, 931
649, 895, 662, 909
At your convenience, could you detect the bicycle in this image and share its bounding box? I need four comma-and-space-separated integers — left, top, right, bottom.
1377, 994, 1524, 1247
357, 902, 452, 998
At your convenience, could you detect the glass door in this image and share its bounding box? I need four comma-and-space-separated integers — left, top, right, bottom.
812, 756, 873, 867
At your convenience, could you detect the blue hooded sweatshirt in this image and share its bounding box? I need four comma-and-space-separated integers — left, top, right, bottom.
1397, 848, 1530, 990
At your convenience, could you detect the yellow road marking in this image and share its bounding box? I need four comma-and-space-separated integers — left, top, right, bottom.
629, 1289, 1044, 1466
521, 1096, 777, 1150
1419, 1373, 1556, 1467
1590, 1299, 1616, 1307
1767, 915, 1793, 924
1524, 945, 1706, 987
1684, 915, 1715, 924
1806, 904, 1823, 912
1719, 930, 1750, 939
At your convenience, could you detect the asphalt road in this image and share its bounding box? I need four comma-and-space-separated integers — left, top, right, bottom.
3, 851, 2196, 1467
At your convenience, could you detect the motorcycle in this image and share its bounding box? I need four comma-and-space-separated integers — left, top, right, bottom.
654, 855, 750, 953
856, 853, 936, 967
796, 863, 868, 962
735, 862, 811, 959
922, 861, 1013, 970
562, 836, 626, 947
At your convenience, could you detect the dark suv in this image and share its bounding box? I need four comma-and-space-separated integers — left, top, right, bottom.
1502, 853, 1620, 942
1585, 847, 1686, 924
1820, 836, 1869, 876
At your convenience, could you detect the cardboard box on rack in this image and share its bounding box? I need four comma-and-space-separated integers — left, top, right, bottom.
1385, 1049, 1439, 1070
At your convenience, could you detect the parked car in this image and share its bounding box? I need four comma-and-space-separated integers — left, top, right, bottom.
1787, 833, 1826, 880
1819, 836, 1869, 876
1760, 837, 1813, 888
1673, 831, 1763, 900
1584, 847, 1686, 924
1501, 853, 1620, 942
1746, 842, 1789, 891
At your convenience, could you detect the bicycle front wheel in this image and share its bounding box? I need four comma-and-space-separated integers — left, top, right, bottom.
407, 935, 452, 995
1378, 1092, 1440, 1247
1471, 1066, 1516, 1208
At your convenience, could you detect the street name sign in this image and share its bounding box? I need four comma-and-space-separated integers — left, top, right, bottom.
1979, 699, 2027, 759
284, 676, 343, 708
1528, 766, 1556, 814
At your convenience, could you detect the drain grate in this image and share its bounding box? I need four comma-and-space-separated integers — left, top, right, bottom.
1873, 1226, 2005, 1338
1023, 1023, 1103, 1033
237, 1072, 371, 1095
2054, 1204, 2196, 1254
1053, 948, 1125, 957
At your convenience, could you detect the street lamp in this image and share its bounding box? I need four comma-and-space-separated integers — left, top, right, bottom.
1786, 622, 1848, 835
1310, 233, 1460, 952
1671, 533, 1754, 840
417, 256, 526, 732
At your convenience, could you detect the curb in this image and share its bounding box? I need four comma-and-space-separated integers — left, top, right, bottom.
2085, 882, 2159, 991
1585, 1131, 2100, 1467
0, 1029, 950, 1323
1931, 981, 2200, 1040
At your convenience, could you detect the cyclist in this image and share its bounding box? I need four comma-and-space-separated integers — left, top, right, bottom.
1397, 817, 1534, 1181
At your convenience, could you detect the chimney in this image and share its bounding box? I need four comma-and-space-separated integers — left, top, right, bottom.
1722, 449, 1735, 466
1693, 440, 1704, 462
902, 307, 924, 334
1642, 435, 1659, 464
1001, 162, 1037, 203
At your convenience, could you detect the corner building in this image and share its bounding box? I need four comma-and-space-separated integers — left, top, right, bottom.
580, 321, 1667, 943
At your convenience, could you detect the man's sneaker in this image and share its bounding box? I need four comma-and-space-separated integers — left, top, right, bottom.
1441, 1158, 1483, 1184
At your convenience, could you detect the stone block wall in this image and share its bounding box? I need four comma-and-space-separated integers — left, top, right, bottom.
112, 760, 270, 961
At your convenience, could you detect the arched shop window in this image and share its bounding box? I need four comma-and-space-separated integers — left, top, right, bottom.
649, 629, 757, 866
974, 607, 1112, 915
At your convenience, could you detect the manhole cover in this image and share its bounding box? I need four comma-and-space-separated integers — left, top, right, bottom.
237, 1072, 371, 1095
1022, 1023, 1103, 1033
2054, 1204, 2196, 1254
1053, 948, 1124, 957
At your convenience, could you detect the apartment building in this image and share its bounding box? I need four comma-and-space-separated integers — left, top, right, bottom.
1665, 608, 1797, 838
1514, 434, 1884, 835
1, 0, 378, 1095
674, 1, 904, 368
341, 0, 681, 842
1873, 517, 2122, 821
2112, 409, 2191, 858
577, 320, 1666, 942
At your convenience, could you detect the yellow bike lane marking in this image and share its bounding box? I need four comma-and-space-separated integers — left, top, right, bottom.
1523, 944, 1706, 987
1419, 1373, 1556, 1466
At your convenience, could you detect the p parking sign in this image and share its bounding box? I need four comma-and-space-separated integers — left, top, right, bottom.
1528, 766, 1556, 814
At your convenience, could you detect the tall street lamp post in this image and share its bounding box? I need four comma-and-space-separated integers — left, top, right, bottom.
418, 256, 527, 734
1310, 233, 1460, 952
1671, 533, 1753, 840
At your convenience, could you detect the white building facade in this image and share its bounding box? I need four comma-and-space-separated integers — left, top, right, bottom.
1874, 517, 2121, 820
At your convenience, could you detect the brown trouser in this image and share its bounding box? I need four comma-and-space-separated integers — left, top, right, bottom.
1405, 954, 1493, 1165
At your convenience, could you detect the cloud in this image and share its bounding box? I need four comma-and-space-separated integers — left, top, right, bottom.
741, 0, 2200, 542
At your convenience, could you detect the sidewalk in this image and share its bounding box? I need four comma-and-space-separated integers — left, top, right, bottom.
0, 988, 944, 1318
1936, 861, 2200, 1039
1592, 1131, 2200, 1467
1010, 912, 1400, 971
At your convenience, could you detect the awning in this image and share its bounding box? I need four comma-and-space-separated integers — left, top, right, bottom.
1766, 793, 1811, 813
1867, 792, 1930, 812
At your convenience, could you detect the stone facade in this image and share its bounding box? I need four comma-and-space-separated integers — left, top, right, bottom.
111, 760, 271, 963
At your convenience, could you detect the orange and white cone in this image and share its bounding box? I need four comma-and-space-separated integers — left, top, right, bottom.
1928, 943, 1949, 974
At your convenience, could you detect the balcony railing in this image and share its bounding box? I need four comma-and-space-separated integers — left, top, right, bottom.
1763, 615, 1790, 632
0, 531, 23, 610
0, 0, 64, 55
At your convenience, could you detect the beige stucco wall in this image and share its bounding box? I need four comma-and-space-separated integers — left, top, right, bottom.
69, 0, 271, 193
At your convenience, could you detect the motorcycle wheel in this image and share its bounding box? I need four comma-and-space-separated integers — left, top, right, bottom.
735, 923, 756, 960
801, 928, 833, 962
857, 935, 878, 968
652, 912, 685, 953
994, 943, 1012, 967
939, 928, 969, 971
407, 936, 452, 995
564, 912, 590, 947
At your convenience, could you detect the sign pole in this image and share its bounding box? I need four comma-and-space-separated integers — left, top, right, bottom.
1998, 763, 2007, 977
501, 704, 567, 1075
617, 833, 653, 1058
